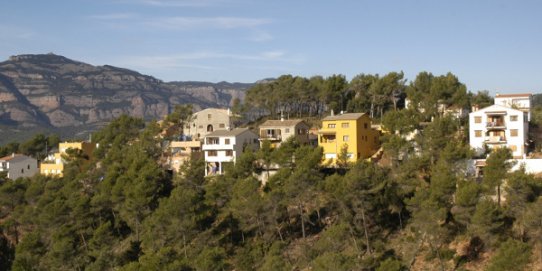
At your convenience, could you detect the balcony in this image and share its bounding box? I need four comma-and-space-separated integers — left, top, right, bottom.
260, 129, 282, 141
486, 121, 506, 129
484, 136, 506, 144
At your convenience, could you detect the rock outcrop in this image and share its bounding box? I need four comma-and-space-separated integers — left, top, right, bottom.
0, 53, 253, 140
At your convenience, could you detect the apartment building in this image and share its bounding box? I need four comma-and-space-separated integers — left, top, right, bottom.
469, 104, 528, 158
203, 128, 259, 176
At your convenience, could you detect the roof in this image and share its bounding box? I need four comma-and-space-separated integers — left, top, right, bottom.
205, 127, 253, 137
470, 104, 524, 115
259, 119, 306, 127
495, 93, 532, 98
0, 154, 32, 163
322, 113, 366, 121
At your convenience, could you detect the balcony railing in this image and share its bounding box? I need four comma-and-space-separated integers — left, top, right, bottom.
484, 136, 506, 143
486, 122, 505, 128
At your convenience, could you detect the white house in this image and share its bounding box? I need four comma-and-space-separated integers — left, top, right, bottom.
469, 104, 529, 158
0, 154, 39, 180
494, 93, 532, 121
202, 128, 259, 176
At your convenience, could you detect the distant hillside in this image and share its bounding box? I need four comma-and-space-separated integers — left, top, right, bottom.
0, 53, 253, 143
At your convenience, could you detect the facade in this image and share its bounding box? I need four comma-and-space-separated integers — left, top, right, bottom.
202, 128, 259, 176
469, 104, 528, 158
494, 93, 532, 121
169, 140, 202, 173
185, 108, 233, 141
318, 113, 380, 165
258, 119, 310, 148
40, 141, 95, 176
0, 154, 38, 179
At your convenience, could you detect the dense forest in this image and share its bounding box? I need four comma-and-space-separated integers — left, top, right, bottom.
1, 72, 542, 270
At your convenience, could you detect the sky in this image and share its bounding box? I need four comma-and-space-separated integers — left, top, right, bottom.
1, 0, 541, 94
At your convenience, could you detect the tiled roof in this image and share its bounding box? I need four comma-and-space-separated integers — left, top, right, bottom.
260, 119, 305, 127
205, 127, 252, 137
322, 113, 366, 121
0, 154, 29, 163
495, 93, 532, 98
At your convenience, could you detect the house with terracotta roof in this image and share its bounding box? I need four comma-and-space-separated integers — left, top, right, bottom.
0, 154, 38, 179
258, 119, 310, 148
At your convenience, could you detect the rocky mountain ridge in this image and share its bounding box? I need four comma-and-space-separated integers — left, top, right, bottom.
0, 53, 252, 142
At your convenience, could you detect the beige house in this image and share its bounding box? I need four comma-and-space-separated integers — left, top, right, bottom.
168, 140, 202, 173
40, 141, 95, 177
259, 119, 310, 148
185, 108, 233, 141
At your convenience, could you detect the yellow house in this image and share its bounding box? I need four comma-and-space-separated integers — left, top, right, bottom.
318, 113, 380, 165
40, 141, 95, 177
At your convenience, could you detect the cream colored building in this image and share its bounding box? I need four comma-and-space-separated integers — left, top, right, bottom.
258, 119, 310, 148
40, 141, 95, 177
185, 108, 233, 141
169, 140, 202, 173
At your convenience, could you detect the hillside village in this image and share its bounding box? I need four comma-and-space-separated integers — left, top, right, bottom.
3, 92, 539, 181
1, 73, 542, 270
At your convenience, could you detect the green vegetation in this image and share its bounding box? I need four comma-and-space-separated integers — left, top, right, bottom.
0, 73, 540, 270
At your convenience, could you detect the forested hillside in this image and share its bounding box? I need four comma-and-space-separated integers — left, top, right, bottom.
0, 72, 541, 270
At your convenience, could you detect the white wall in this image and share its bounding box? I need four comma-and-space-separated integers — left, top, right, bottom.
6, 157, 38, 179
468, 159, 542, 175
469, 105, 527, 157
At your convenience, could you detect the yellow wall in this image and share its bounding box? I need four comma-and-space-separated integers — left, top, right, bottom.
40, 163, 64, 177
318, 114, 379, 165
40, 141, 95, 176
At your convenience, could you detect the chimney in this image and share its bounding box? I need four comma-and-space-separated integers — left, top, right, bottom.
280, 110, 284, 121
331, 109, 334, 116
472, 104, 479, 112
12, 153, 15, 157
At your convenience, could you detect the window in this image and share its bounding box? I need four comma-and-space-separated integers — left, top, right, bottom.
364, 123, 368, 129
327, 123, 336, 128
226, 150, 233, 156
198, 125, 203, 129
207, 150, 217, 156
219, 123, 225, 128
474, 116, 482, 123
207, 125, 214, 132
208, 114, 212, 120
27, 165, 30, 169
225, 138, 230, 145
285, 128, 290, 133
510, 145, 518, 152
206, 137, 219, 144
510, 129, 518, 137
343, 135, 349, 142
341, 123, 349, 128
510, 115, 518, 121
475, 130, 482, 137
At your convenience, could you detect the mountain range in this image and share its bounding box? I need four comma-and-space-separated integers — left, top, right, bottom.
0, 53, 254, 143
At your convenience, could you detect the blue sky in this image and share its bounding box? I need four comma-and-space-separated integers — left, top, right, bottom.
1, 0, 541, 94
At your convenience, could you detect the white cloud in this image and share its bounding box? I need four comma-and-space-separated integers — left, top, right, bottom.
143, 16, 271, 30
